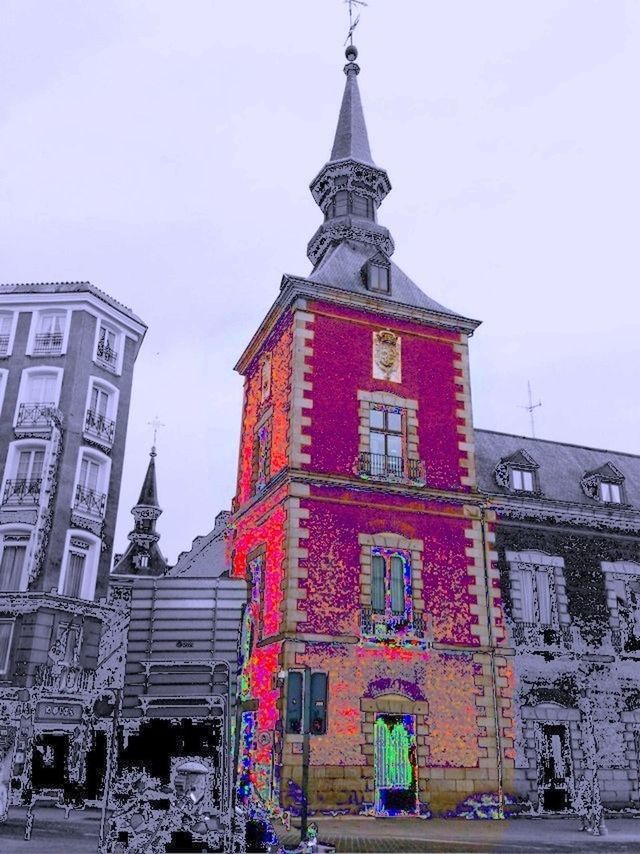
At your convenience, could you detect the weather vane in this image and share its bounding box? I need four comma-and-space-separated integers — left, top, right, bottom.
147, 416, 166, 448
344, 0, 368, 46
519, 381, 542, 438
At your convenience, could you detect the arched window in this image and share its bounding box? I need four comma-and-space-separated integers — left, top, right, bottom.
1, 440, 48, 507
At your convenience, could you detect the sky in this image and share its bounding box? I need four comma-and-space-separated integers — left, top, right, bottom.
1, 0, 639, 564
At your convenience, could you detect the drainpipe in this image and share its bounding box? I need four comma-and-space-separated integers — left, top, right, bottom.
480, 503, 505, 818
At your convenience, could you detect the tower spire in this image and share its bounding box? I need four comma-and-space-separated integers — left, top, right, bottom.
307, 45, 394, 267
112, 445, 168, 577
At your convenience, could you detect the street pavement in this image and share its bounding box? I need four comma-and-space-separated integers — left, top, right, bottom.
2, 808, 640, 852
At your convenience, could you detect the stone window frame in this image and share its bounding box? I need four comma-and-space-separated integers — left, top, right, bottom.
601, 560, 640, 655
359, 532, 424, 616
356, 391, 422, 482
505, 551, 569, 627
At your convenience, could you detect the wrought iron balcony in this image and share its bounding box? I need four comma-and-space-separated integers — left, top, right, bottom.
84, 409, 116, 445
2, 478, 42, 505
96, 339, 118, 368
0, 334, 9, 356
361, 606, 430, 642
74, 484, 107, 518
511, 621, 572, 651
357, 452, 426, 483
33, 332, 63, 355
16, 401, 56, 429
32, 663, 95, 694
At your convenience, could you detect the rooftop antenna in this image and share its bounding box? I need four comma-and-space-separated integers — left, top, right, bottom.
519, 381, 542, 438
147, 416, 166, 451
344, 0, 368, 46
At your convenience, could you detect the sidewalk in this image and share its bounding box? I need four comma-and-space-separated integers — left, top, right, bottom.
275, 815, 640, 853
0, 806, 102, 853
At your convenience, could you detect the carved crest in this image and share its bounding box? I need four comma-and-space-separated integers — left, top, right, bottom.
373, 330, 401, 382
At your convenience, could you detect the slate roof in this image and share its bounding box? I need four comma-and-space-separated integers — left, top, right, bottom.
0, 281, 145, 326
308, 240, 470, 320
170, 511, 230, 578
475, 429, 640, 509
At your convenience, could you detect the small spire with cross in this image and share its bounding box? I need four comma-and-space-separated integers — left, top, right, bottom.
147, 416, 166, 454
519, 381, 542, 438
344, 0, 368, 47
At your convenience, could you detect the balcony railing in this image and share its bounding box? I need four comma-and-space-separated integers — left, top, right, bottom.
74, 484, 107, 518
32, 663, 95, 694
16, 401, 56, 429
33, 332, 63, 355
0, 334, 10, 356
361, 606, 429, 642
96, 339, 118, 368
84, 409, 116, 445
357, 452, 425, 483
511, 621, 572, 650
2, 478, 42, 505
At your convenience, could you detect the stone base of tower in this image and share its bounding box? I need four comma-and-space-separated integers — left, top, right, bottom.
279, 759, 509, 816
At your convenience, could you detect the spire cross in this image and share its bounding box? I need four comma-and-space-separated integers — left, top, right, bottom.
519, 381, 542, 438
344, 0, 368, 46
147, 416, 166, 448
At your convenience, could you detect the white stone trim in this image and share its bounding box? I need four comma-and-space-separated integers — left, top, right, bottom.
289, 310, 314, 468
602, 560, 640, 576
505, 550, 564, 567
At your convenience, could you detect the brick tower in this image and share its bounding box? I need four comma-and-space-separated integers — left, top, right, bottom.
232, 46, 513, 817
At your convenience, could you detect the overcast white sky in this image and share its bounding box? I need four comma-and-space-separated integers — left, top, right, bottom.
1, 1, 639, 564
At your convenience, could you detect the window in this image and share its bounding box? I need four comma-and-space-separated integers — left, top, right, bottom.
371, 550, 410, 618
74, 451, 109, 518
63, 551, 85, 598
512, 565, 555, 626
511, 468, 534, 492
0, 534, 29, 591
285, 670, 328, 735
600, 481, 622, 504
15, 368, 62, 430
0, 313, 15, 357
368, 262, 390, 293
58, 533, 99, 601
616, 579, 640, 652
0, 620, 14, 675
84, 379, 117, 446
95, 323, 120, 371
367, 406, 404, 477
251, 420, 271, 494
248, 552, 266, 638
32, 311, 66, 356
351, 194, 373, 218
3, 447, 45, 506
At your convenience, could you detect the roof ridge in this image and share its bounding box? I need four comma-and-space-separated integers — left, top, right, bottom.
474, 427, 640, 459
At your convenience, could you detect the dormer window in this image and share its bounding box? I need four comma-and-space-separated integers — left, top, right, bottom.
494, 449, 540, 494
511, 468, 534, 492
581, 462, 625, 505
363, 253, 391, 294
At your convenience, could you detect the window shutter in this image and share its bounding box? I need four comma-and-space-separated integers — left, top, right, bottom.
517, 567, 535, 622
536, 570, 552, 625
372, 555, 385, 613
286, 671, 303, 734
390, 556, 405, 615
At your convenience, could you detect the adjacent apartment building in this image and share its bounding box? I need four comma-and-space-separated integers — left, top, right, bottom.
0, 281, 145, 820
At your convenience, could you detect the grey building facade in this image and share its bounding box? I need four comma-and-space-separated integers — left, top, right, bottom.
0, 281, 145, 822
476, 429, 640, 813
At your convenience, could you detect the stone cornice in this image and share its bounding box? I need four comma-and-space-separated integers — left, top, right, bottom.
234, 276, 480, 374
483, 490, 640, 535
